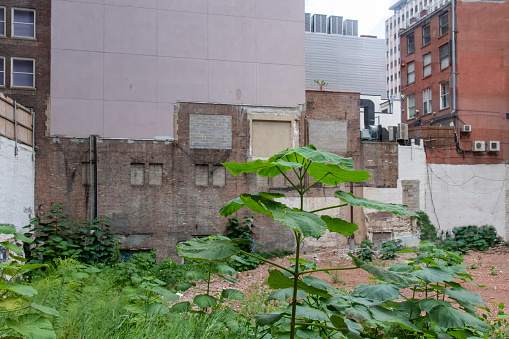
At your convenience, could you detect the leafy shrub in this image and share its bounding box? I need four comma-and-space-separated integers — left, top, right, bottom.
415, 210, 437, 241
227, 252, 261, 272
439, 225, 497, 252
24, 205, 119, 265
354, 240, 375, 261
256, 248, 295, 260
379, 238, 403, 260
225, 215, 257, 252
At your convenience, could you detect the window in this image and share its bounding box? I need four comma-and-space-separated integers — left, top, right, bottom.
407, 93, 416, 119
387, 77, 389, 84
11, 58, 35, 88
0, 7, 5, 36
439, 12, 449, 35
422, 24, 431, 45
410, 8, 414, 16
402, 13, 405, 21
149, 164, 163, 186
423, 52, 431, 77
407, 33, 415, 54
0, 57, 4, 87
131, 164, 145, 186
423, 87, 432, 114
390, 22, 393, 30
12, 8, 35, 38
398, 17, 401, 24
439, 43, 449, 70
440, 81, 450, 109
407, 61, 415, 84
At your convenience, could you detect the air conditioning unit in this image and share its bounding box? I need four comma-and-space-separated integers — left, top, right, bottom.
397, 123, 409, 140
461, 125, 472, 133
472, 141, 485, 152
388, 126, 398, 141
361, 129, 371, 140
487, 141, 500, 152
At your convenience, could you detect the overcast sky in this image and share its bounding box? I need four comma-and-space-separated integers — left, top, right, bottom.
305, 0, 395, 38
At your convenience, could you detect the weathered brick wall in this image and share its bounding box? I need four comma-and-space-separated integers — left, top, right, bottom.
359, 141, 399, 188
308, 119, 348, 154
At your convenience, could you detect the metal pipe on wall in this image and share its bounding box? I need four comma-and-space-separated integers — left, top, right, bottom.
93, 135, 98, 219
13, 101, 18, 157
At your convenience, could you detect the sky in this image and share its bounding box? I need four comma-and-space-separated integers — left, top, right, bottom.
305, 0, 396, 38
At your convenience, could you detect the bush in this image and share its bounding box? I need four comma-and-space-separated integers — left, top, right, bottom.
439, 225, 497, 252
379, 239, 403, 260
24, 205, 119, 265
354, 240, 375, 262
415, 211, 436, 242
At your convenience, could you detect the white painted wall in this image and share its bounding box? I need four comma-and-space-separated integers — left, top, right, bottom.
50, 0, 305, 139
0, 137, 34, 233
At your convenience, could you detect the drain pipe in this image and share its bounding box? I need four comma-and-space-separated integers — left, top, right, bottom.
13, 101, 18, 156
93, 135, 98, 219
451, 0, 460, 151
89, 136, 93, 221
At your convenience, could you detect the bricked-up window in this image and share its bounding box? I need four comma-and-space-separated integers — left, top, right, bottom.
439, 43, 449, 70
0, 57, 4, 87
423, 87, 432, 114
440, 81, 450, 109
195, 165, 209, 186
149, 164, 163, 186
11, 58, 35, 88
212, 166, 225, 187
423, 52, 431, 77
407, 93, 416, 119
12, 8, 35, 38
439, 12, 448, 36
422, 24, 431, 46
252, 120, 292, 158
0, 7, 5, 36
406, 33, 414, 54
407, 61, 415, 84
130, 163, 145, 186
82, 162, 95, 186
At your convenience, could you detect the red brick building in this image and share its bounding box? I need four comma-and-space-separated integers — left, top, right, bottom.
400, 0, 509, 164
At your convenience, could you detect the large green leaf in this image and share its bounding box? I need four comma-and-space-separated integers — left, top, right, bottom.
321, 216, 358, 236
352, 257, 421, 288
29, 303, 60, 316
428, 304, 491, 331
222, 160, 269, 177
214, 263, 237, 276
267, 270, 331, 298
419, 299, 450, 312
293, 145, 354, 169
307, 163, 370, 186
443, 287, 483, 306
369, 306, 420, 332
302, 276, 332, 292
193, 294, 216, 308
352, 284, 401, 302
335, 191, 417, 217
268, 288, 307, 301
170, 302, 191, 313
145, 303, 169, 315
5, 314, 56, 339
0, 283, 38, 297
14, 232, 34, 244
295, 305, 329, 321
219, 198, 245, 217
221, 289, 244, 301
254, 312, 285, 326
0, 225, 16, 234
0, 241, 22, 254
176, 236, 241, 261
0, 296, 25, 311
148, 286, 180, 302
412, 266, 455, 284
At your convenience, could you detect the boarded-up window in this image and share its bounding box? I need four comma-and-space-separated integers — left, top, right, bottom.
82, 162, 95, 186
195, 165, 209, 186
131, 164, 145, 186
252, 120, 291, 157
402, 180, 420, 211
212, 166, 225, 187
149, 164, 163, 186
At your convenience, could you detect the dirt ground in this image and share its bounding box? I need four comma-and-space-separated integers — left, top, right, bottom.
181, 244, 509, 315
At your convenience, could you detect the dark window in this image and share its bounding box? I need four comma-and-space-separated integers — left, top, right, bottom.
12, 8, 35, 38
407, 33, 415, 54
439, 43, 449, 70
0, 57, 4, 86
439, 12, 449, 35
12, 58, 35, 87
423, 52, 431, 77
0, 7, 5, 36
422, 24, 431, 45
440, 81, 450, 109
407, 61, 415, 84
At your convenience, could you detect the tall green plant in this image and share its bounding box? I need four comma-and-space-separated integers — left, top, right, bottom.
24, 205, 120, 265
176, 145, 416, 338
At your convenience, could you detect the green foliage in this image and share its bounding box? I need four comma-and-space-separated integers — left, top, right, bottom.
256, 248, 295, 260
225, 215, 257, 253
0, 225, 59, 338
379, 239, 404, 260
178, 145, 418, 339
354, 240, 376, 262
439, 225, 498, 253
24, 205, 120, 265
415, 210, 436, 241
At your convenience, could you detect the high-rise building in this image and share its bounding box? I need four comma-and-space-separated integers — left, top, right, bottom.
385, 0, 448, 99
311, 14, 327, 33
327, 15, 343, 35
343, 19, 358, 36
305, 12, 311, 32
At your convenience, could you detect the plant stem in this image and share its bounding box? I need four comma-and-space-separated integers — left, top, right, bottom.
240, 251, 294, 275
290, 232, 302, 339
309, 204, 348, 214
207, 262, 212, 295
278, 167, 301, 193
294, 322, 338, 331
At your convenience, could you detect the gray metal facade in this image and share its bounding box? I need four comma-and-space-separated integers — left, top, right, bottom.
305, 33, 386, 98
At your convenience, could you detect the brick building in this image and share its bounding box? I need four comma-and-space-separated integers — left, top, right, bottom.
399, 0, 509, 164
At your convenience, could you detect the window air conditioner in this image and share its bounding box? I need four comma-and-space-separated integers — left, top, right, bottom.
487, 141, 500, 152
472, 141, 485, 152
461, 125, 471, 133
